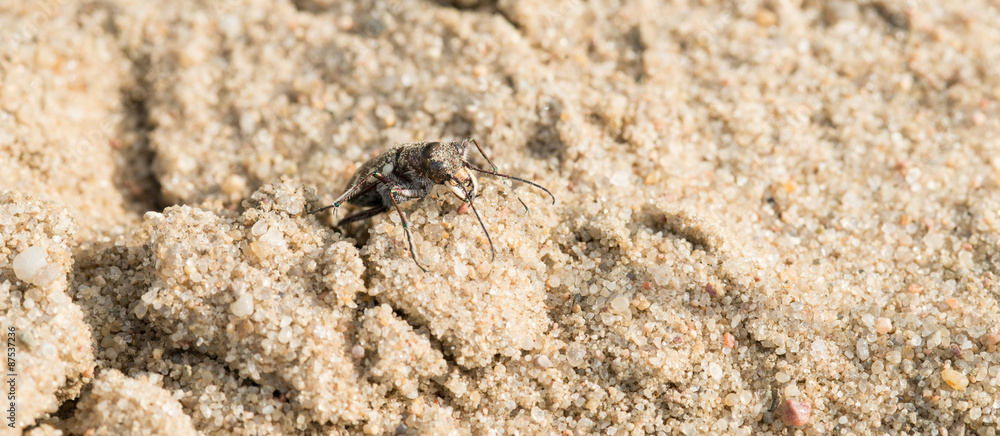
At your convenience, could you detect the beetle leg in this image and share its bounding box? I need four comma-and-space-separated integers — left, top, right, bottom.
308, 171, 382, 219
337, 205, 389, 227
372, 172, 428, 272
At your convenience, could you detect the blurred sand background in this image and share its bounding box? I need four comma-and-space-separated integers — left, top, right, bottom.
2, 0, 1000, 434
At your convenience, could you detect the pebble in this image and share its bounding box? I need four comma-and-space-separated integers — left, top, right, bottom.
12, 245, 48, 284
230, 293, 255, 317
454, 262, 469, 277
631, 293, 651, 310
530, 406, 545, 423
221, 174, 247, 197
566, 344, 587, 367
534, 355, 552, 369
941, 368, 969, 390
724, 393, 739, 406
875, 317, 892, 334
707, 362, 722, 380
259, 227, 287, 249
984, 333, 1000, 346
704, 283, 718, 298
723, 332, 736, 348
945, 297, 960, 309
780, 399, 812, 426
972, 111, 986, 126
610, 295, 630, 313
775, 371, 791, 383
251, 220, 268, 236
277, 326, 293, 344
856, 338, 870, 360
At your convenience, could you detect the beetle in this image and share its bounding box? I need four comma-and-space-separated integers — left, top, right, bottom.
309, 137, 555, 272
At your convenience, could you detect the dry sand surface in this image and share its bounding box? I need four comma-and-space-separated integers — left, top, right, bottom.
2, 0, 1000, 434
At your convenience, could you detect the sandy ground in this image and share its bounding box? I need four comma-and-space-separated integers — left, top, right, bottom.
2, 0, 1000, 434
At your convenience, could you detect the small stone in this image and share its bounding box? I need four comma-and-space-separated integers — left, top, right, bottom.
784, 384, 801, 398
755, 10, 777, 27
533, 355, 552, 369
631, 293, 651, 310
724, 393, 739, 406
941, 368, 969, 390
610, 171, 630, 187
972, 111, 986, 126
707, 362, 722, 380
705, 283, 719, 298
251, 220, 268, 236
352, 345, 365, 359
610, 295, 630, 313
875, 317, 892, 334
983, 333, 1000, 346
260, 227, 287, 249
723, 332, 736, 348
454, 262, 469, 277
446, 377, 467, 397
277, 326, 293, 344
780, 399, 812, 426
530, 406, 545, 423
566, 344, 586, 367
856, 338, 870, 360
32, 263, 62, 287
949, 343, 961, 357
221, 174, 247, 197
811, 339, 827, 354
230, 293, 255, 317
13, 245, 48, 285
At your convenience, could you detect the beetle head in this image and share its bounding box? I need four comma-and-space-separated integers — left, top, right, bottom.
421, 142, 459, 183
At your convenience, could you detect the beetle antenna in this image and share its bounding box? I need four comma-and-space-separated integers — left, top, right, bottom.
462, 137, 532, 213
452, 175, 496, 262
463, 163, 556, 205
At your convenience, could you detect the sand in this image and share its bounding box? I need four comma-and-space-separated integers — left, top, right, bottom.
2, 0, 1000, 434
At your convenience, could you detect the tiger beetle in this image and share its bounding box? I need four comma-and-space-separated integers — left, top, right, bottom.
309, 137, 555, 272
